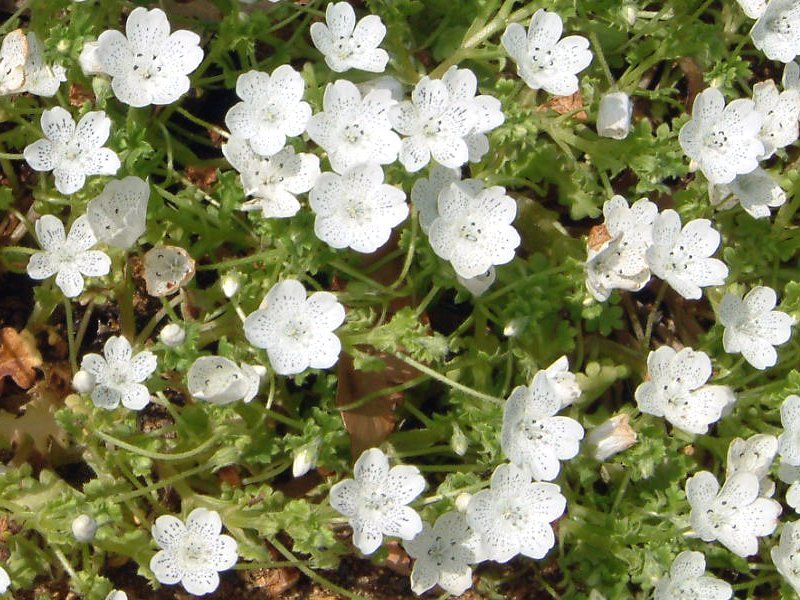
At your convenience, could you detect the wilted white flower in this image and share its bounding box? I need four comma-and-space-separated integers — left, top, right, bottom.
309, 162, 408, 253
329, 447, 425, 555
726, 434, 778, 497
586, 413, 637, 461
466, 462, 565, 562
403, 511, 483, 596
597, 91, 633, 139
718, 286, 793, 370
95, 7, 204, 107
159, 323, 185, 347
645, 210, 728, 300
24, 107, 120, 195
654, 551, 732, 600
306, 79, 400, 173
150, 508, 238, 595
310, 2, 389, 73
500, 9, 592, 96
779, 395, 800, 466
71, 514, 98, 542
501, 371, 584, 481
678, 87, 764, 185
427, 180, 520, 279
20, 32, 66, 97
772, 520, 800, 594
635, 346, 734, 434
753, 79, 800, 158
27, 215, 111, 298
543, 355, 581, 407
686, 470, 781, 557
80, 336, 157, 410
457, 267, 496, 297
86, 176, 149, 249
708, 167, 786, 219
143, 246, 195, 297
244, 278, 345, 375
225, 66, 311, 157
72, 370, 95, 393
751, 0, 800, 63
187, 356, 260, 404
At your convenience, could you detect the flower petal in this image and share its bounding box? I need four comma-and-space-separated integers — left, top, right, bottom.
55, 267, 85, 297
186, 508, 223, 538
152, 514, 186, 549
149, 549, 182, 584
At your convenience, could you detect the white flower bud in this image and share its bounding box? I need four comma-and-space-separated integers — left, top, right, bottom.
450, 424, 468, 456
105, 592, 128, 600
620, 4, 637, 26
455, 492, 472, 512
586, 414, 637, 461
597, 92, 633, 140
72, 370, 96, 393
159, 323, 185, 347
79, 41, 106, 76
71, 514, 98, 542
292, 439, 321, 478
220, 272, 241, 298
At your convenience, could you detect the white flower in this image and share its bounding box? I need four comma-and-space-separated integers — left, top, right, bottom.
596, 91, 633, 139
149, 508, 238, 595
427, 181, 520, 279
243, 278, 345, 375
143, 246, 195, 297
586, 414, 637, 461
726, 434, 778, 497
779, 395, 800, 466
292, 438, 321, 478
0, 30, 26, 95
71, 514, 98, 542
772, 520, 800, 594
222, 136, 320, 218
86, 176, 149, 249
72, 370, 95, 393
653, 551, 732, 600
306, 79, 400, 173
501, 371, 584, 481
329, 447, 425, 555
718, 286, 793, 370
24, 107, 120, 195
79, 41, 105, 76
737, 0, 767, 19
466, 462, 565, 563
457, 267, 496, 297
309, 162, 408, 253
753, 79, 800, 158
309, 2, 389, 73
20, 32, 66, 97
356, 75, 405, 103
105, 592, 127, 600
159, 323, 185, 347
79, 336, 157, 410
645, 210, 728, 300
678, 87, 764, 185
27, 215, 111, 298
501, 9, 592, 96
95, 7, 204, 107
686, 470, 781, 557
403, 511, 483, 596
635, 346, 735, 434
187, 356, 260, 404
225, 66, 311, 157
410, 165, 465, 234
708, 167, 786, 219
0, 567, 8, 594
751, 0, 800, 63
543, 355, 581, 408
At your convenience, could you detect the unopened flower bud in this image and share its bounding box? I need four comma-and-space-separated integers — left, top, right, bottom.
450, 424, 468, 456
586, 414, 637, 461
79, 42, 105, 76
620, 4, 637, 26
159, 323, 185, 347
72, 370, 96, 393
455, 493, 472, 512
220, 272, 241, 298
597, 92, 633, 140
71, 514, 98, 542
292, 439, 321, 478
105, 591, 128, 600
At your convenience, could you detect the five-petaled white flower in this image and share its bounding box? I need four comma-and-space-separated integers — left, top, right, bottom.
20, 32, 66, 97
654, 550, 732, 600
686, 470, 782, 557
708, 167, 786, 219
645, 209, 728, 300
87, 176, 149, 249
309, 162, 408, 253
427, 180, 520, 279
726, 434, 778, 497
718, 286, 793, 370
751, 0, 800, 63
187, 356, 261, 405
222, 136, 320, 218
24, 107, 120, 195
306, 79, 400, 173
310, 2, 389, 73
329, 447, 425, 555
753, 79, 800, 158
501, 371, 584, 481
27, 214, 111, 298
771, 520, 800, 594
149, 508, 238, 596
501, 9, 592, 96
79, 335, 157, 410
779, 395, 800, 467
403, 511, 483, 596
225, 66, 311, 157
678, 87, 764, 185
95, 7, 204, 107
466, 462, 565, 563
243, 278, 345, 375
635, 346, 735, 435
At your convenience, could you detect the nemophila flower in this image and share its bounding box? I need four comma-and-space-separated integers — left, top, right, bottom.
222, 136, 320, 218
292, 438, 321, 478
225, 66, 311, 157
466, 462, 565, 563
27, 215, 111, 298
726, 434, 778, 497
329, 447, 425, 555
718, 286, 793, 370
105, 592, 127, 600
501, 9, 592, 96
309, 2, 389, 73
150, 508, 238, 595
772, 520, 800, 594
187, 356, 261, 405
456, 266, 496, 297
79, 335, 157, 410
779, 395, 800, 466
753, 79, 800, 158
653, 551, 732, 600
427, 181, 520, 279
24, 107, 120, 195
86, 176, 149, 249
645, 210, 728, 300
95, 7, 204, 107
597, 91, 633, 140
309, 162, 408, 253
708, 167, 786, 219
71, 514, 98, 543
751, 0, 800, 63
586, 414, 637, 461
501, 371, 584, 481
244, 278, 346, 375
543, 355, 581, 408
306, 79, 400, 173
403, 511, 483, 596
410, 166, 479, 234
20, 32, 66, 97
0, 29, 26, 95
143, 246, 196, 297
635, 346, 735, 435
678, 87, 764, 185
686, 470, 781, 557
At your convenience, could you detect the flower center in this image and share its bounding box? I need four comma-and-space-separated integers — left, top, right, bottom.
283, 317, 309, 341
178, 536, 210, 571
769, 15, 793, 35
457, 218, 483, 242
703, 129, 728, 149
500, 499, 526, 528
529, 45, 555, 70
345, 197, 370, 222
132, 52, 161, 80
343, 123, 365, 144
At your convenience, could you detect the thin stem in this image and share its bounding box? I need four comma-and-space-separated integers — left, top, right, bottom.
64, 298, 77, 373
94, 430, 219, 461
74, 298, 95, 357
109, 463, 211, 503
175, 106, 229, 139
642, 282, 667, 349
589, 31, 614, 87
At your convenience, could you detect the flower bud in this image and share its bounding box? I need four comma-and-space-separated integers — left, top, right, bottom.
455, 493, 472, 512
620, 4, 637, 26
450, 424, 468, 456
79, 42, 105, 76
597, 92, 633, 140
292, 439, 321, 478
220, 272, 241, 298
72, 370, 96, 393
586, 414, 637, 461
71, 514, 98, 543
105, 591, 128, 600
159, 323, 185, 347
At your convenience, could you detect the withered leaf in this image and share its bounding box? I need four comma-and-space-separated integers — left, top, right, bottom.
0, 377, 70, 454
0, 328, 42, 390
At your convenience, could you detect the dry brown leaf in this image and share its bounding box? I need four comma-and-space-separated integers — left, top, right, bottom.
538, 91, 587, 120
587, 224, 612, 251
248, 566, 301, 598
184, 165, 218, 190
0, 328, 42, 391
68, 82, 93, 107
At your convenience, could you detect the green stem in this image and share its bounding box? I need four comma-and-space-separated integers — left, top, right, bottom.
109, 463, 211, 503
642, 282, 667, 349
94, 430, 219, 461
64, 298, 77, 373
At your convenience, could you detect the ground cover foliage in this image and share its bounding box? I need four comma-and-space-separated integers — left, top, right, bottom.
0, 0, 799, 598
